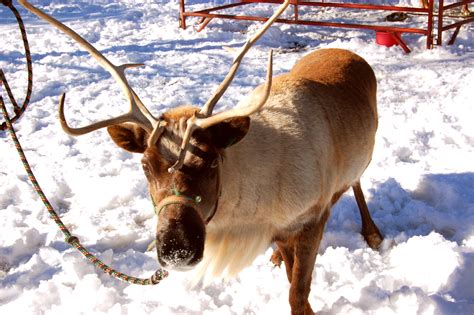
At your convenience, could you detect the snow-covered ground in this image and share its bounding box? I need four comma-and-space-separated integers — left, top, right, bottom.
1, 0, 473, 314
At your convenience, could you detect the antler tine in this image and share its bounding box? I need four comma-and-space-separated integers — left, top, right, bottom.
197, 50, 272, 129
19, 0, 160, 135
199, 0, 290, 117
168, 48, 273, 174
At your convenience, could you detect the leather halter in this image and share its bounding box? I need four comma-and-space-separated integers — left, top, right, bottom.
152, 168, 221, 224
155, 195, 202, 215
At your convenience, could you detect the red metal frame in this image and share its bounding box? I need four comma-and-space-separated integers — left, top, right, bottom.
437, 0, 474, 45
179, 0, 473, 53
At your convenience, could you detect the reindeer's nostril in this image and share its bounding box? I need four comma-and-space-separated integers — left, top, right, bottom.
160, 247, 195, 266
158, 240, 202, 270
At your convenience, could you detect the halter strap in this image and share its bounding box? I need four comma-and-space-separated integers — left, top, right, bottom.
151, 161, 222, 223
154, 195, 203, 216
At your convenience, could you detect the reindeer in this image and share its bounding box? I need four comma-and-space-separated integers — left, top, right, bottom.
20, 0, 383, 313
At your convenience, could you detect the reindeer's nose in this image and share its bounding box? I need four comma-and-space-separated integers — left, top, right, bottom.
156, 205, 205, 270
157, 230, 202, 268
158, 238, 201, 269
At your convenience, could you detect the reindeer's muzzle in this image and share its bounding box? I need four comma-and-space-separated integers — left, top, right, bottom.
154, 195, 205, 270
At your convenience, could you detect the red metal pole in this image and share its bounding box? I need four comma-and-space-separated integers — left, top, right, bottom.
448, 26, 461, 45
179, 0, 187, 29
294, 2, 299, 21
426, 0, 435, 49
438, 0, 445, 45
391, 32, 411, 53
443, 0, 473, 10
183, 12, 429, 34
243, 0, 431, 13
196, 2, 251, 14
196, 17, 214, 32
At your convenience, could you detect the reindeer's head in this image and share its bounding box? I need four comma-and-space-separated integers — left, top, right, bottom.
106, 108, 251, 269
20, 0, 290, 270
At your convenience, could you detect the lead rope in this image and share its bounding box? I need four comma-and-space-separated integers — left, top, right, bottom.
1, 2, 168, 285
0, 0, 32, 131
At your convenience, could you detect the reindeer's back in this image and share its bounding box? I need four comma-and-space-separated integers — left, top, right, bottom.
290, 48, 377, 116
219, 49, 377, 215
258, 48, 378, 202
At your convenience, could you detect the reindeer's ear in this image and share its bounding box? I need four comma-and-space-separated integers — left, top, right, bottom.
107, 124, 147, 153
208, 117, 250, 149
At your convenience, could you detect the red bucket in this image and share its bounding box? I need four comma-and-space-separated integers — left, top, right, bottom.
375, 31, 399, 47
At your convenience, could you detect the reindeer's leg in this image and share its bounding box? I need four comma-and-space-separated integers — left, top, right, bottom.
277, 209, 331, 315
352, 181, 383, 249
276, 239, 295, 283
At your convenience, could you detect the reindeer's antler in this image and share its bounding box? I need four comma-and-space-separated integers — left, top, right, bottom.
18, 0, 164, 143
169, 0, 290, 173
19, 0, 289, 169
200, 0, 289, 117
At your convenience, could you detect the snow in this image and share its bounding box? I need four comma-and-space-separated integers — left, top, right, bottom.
1, 0, 473, 314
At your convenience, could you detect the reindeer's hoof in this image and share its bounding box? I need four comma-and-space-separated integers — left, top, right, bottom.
270, 248, 283, 267
363, 231, 383, 250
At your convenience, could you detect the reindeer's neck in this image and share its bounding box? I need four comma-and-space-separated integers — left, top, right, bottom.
214, 88, 330, 231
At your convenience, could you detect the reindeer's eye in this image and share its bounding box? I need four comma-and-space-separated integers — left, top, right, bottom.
210, 158, 219, 169
142, 163, 151, 178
